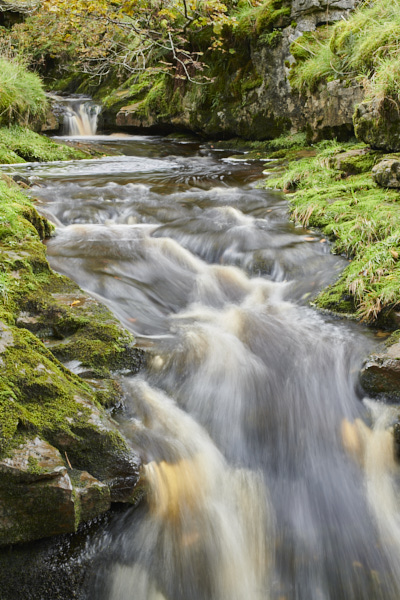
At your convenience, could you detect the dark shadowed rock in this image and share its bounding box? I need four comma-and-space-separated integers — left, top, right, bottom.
354, 99, 400, 152
0, 437, 110, 545
360, 341, 400, 399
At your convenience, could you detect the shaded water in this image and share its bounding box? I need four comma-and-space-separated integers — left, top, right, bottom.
7, 135, 400, 599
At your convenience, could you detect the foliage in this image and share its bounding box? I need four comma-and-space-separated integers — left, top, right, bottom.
3, 0, 241, 84
0, 56, 47, 126
289, 0, 400, 101
265, 141, 400, 323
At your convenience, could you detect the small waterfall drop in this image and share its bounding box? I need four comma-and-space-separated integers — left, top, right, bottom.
54, 96, 101, 136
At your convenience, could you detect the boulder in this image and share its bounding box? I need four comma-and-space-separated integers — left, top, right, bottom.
0, 437, 110, 545
360, 341, 400, 399
327, 147, 378, 175
354, 99, 400, 152
372, 158, 400, 188
0, 317, 142, 546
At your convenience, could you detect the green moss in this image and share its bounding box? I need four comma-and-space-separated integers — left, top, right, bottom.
27, 455, 46, 476
0, 126, 89, 164
265, 141, 400, 322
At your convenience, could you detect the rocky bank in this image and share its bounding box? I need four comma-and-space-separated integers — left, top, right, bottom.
0, 174, 145, 546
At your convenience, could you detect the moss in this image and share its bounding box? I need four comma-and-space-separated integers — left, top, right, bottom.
27, 455, 46, 476
0, 126, 89, 164
258, 30, 283, 48
265, 141, 400, 322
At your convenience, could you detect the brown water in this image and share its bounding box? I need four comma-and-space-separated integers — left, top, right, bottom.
6, 135, 400, 600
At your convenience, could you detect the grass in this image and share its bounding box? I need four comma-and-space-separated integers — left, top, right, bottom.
0, 57, 47, 126
0, 126, 90, 163
289, 0, 400, 101
265, 140, 400, 323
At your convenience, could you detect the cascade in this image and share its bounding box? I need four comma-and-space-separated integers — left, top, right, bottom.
51, 95, 102, 136
3, 136, 400, 600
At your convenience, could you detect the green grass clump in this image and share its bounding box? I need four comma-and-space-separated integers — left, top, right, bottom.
0, 57, 47, 126
265, 140, 400, 322
0, 126, 89, 163
289, 0, 400, 100
234, 0, 291, 38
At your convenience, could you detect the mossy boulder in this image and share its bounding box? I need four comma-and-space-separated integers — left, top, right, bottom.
372, 158, 400, 189
327, 147, 381, 175
354, 99, 400, 152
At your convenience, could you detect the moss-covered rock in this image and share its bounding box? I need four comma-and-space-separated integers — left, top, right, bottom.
327, 147, 381, 175
0, 437, 111, 545
372, 158, 400, 189
354, 99, 400, 152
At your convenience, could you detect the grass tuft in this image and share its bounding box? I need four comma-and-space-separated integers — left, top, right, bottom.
0, 57, 47, 126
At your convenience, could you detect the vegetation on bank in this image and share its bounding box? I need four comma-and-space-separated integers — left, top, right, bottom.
265, 141, 400, 323
0, 126, 90, 163
290, 0, 400, 101
0, 56, 47, 126
0, 0, 294, 138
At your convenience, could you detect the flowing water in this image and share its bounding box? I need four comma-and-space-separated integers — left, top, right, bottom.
49, 95, 102, 135
5, 135, 400, 600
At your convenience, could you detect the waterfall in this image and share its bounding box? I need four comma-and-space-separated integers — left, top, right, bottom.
58, 97, 101, 136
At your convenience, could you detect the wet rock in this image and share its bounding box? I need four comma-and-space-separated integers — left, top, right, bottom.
73, 471, 111, 523
0, 437, 111, 545
0, 317, 141, 545
360, 341, 400, 399
372, 158, 400, 188
354, 99, 400, 152
49, 396, 141, 504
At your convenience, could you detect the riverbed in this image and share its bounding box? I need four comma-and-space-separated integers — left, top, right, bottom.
2, 134, 400, 600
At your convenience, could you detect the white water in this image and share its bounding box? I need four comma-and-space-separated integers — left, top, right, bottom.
60, 98, 101, 136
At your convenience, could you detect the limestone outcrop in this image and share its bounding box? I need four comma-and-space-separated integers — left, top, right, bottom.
109, 0, 362, 141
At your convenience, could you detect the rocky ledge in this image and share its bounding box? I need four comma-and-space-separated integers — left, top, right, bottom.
0, 175, 145, 546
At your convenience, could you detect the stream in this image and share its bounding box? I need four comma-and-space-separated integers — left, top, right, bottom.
4, 133, 400, 600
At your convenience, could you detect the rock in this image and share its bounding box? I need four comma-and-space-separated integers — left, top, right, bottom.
354, 98, 400, 152
360, 341, 400, 399
73, 471, 111, 523
372, 158, 400, 188
49, 396, 141, 504
0, 316, 142, 545
110, 0, 362, 141
41, 108, 62, 133
291, 0, 357, 26
0, 437, 111, 545
327, 147, 378, 175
